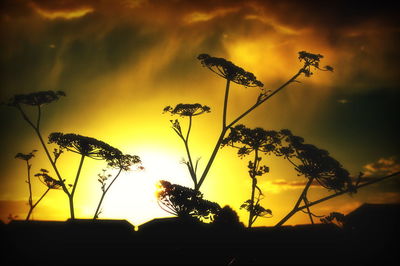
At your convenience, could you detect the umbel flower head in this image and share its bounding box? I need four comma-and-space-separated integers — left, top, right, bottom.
222, 124, 281, 157
15, 150, 37, 161
157, 180, 220, 220
7, 91, 66, 107
48, 132, 122, 161
107, 153, 141, 171
163, 103, 211, 117
35, 169, 63, 189
197, 54, 264, 87
277, 129, 352, 192
298, 51, 334, 77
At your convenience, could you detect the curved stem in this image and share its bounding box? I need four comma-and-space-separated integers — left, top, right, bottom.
36, 105, 41, 129
275, 177, 314, 227
195, 80, 231, 190
26, 188, 51, 220
93, 168, 123, 219
26, 161, 33, 217
227, 70, 302, 129
296, 171, 400, 212
184, 116, 197, 187
222, 79, 231, 128
69, 154, 85, 219
248, 150, 259, 228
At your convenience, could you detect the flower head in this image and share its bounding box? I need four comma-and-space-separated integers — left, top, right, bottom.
163, 103, 210, 117
7, 91, 66, 107
107, 153, 141, 171
198, 54, 264, 87
48, 132, 122, 160
15, 150, 37, 161
35, 169, 63, 189
298, 51, 334, 77
157, 180, 220, 220
222, 124, 281, 157
278, 129, 351, 192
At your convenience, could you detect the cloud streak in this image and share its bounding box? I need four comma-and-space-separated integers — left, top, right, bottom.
363, 156, 400, 177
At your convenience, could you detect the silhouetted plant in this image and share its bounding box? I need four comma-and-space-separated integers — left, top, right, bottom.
163, 104, 210, 187
164, 52, 332, 193
222, 125, 276, 227
274, 129, 354, 226
157, 180, 220, 222
48, 132, 141, 219
5, 91, 73, 215
15, 150, 62, 220
212, 205, 244, 229
93, 153, 142, 219
15, 150, 37, 220
320, 211, 346, 228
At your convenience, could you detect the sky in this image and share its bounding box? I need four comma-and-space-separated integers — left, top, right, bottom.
0, 0, 399, 227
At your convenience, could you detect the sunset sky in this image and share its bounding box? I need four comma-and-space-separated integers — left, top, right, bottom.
1, 0, 399, 227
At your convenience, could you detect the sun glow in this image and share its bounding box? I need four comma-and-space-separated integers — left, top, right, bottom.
96, 149, 189, 225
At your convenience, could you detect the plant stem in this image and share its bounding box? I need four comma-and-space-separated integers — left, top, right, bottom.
196, 71, 303, 191
184, 116, 197, 187
26, 160, 33, 220
16, 104, 71, 205
227, 70, 302, 129
275, 177, 314, 227
297, 172, 400, 212
68, 154, 85, 219
26, 188, 50, 220
248, 150, 258, 228
195, 80, 231, 190
222, 79, 230, 128
93, 168, 123, 219
275, 171, 400, 227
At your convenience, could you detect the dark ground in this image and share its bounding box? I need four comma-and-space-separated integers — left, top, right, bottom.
1, 208, 398, 265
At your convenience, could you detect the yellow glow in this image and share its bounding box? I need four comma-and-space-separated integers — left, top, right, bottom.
32, 5, 94, 20
184, 8, 238, 24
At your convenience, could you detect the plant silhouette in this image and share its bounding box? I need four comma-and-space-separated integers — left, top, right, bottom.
157, 180, 220, 222
273, 129, 354, 226
93, 153, 142, 219
164, 51, 333, 192
163, 104, 210, 188
320, 211, 346, 228
222, 125, 276, 227
15, 150, 62, 220
48, 132, 141, 219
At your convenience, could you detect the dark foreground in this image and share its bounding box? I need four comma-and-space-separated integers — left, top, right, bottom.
1, 204, 399, 264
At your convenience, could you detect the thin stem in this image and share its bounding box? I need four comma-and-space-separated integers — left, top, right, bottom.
36, 105, 41, 129
275, 177, 314, 227
17, 104, 70, 196
222, 79, 231, 128
248, 150, 259, 228
195, 80, 231, 190
69, 154, 85, 219
227, 70, 302, 129
274, 172, 400, 227
26, 188, 51, 220
296, 171, 400, 212
303, 197, 314, 224
26, 161, 33, 218
71, 154, 85, 197
196, 71, 303, 191
184, 116, 197, 187
94, 168, 123, 219
195, 128, 227, 190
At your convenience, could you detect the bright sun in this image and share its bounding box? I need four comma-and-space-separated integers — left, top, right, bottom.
97, 149, 189, 226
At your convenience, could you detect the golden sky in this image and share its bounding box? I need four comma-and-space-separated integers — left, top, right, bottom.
1, 0, 399, 226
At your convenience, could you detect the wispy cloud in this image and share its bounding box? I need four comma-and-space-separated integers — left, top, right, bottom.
260, 179, 320, 194
363, 156, 400, 177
